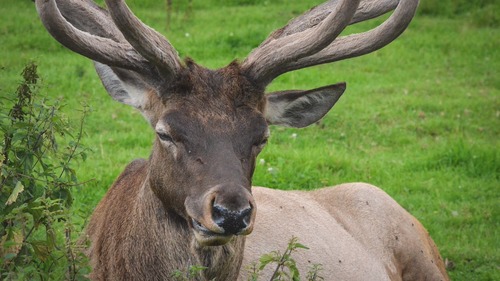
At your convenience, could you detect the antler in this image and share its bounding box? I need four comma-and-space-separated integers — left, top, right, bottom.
104, 0, 181, 79
35, 0, 181, 81
242, 0, 419, 86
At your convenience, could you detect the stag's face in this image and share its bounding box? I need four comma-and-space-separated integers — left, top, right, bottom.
151, 109, 268, 246
146, 63, 269, 246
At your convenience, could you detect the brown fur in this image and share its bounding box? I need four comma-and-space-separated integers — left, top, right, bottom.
86, 160, 245, 280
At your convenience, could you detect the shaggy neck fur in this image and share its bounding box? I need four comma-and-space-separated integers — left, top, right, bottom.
86, 159, 246, 280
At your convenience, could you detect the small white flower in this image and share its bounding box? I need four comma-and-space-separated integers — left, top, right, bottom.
185, 33, 190, 37
291, 133, 297, 139
267, 167, 275, 173
259, 159, 266, 165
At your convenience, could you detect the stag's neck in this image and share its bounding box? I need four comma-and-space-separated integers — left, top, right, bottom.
87, 159, 245, 280
138, 180, 246, 279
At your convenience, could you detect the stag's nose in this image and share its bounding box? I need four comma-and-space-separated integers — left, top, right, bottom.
187, 183, 256, 241
212, 204, 253, 235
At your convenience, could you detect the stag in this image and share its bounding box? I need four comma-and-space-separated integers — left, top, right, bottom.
35, 0, 449, 280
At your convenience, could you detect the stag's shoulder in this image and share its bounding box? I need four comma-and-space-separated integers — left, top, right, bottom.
109, 159, 148, 189
117, 158, 148, 180
89, 159, 148, 229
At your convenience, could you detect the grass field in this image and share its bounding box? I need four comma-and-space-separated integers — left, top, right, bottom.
1, 0, 499, 280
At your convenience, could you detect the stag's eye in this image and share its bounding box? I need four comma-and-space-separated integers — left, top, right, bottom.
256, 138, 268, 148
157, 132, 174, 143
253, 136, 269, 152
255, 128, 270, 149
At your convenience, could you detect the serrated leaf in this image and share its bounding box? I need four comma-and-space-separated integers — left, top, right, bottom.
188, 265, 208, 275
31, 240, 51, 262
6, 181, 24, 206
0, 228, 24, 261
294, 242, 309, 250
288, 261, 301, 281
259, 253, 277, 269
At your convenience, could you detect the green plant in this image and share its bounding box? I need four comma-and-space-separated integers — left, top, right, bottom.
0, 63, 90, 280
247, 237, 324, 281
171, 265, 209, 281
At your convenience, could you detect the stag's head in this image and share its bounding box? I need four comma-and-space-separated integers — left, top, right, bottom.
36, 0, 418, 246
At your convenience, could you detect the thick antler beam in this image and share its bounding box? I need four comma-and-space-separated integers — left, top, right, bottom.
104, 0, 181, 79
352, 0, 400, 23
35, 0, 150, 73
52, 0, 125, 41
36, 0, 181, 83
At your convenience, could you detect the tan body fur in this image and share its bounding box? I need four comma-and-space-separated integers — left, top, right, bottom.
242, 185, 448, 280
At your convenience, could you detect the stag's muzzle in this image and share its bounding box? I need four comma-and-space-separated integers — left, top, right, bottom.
185, 183, 256, 246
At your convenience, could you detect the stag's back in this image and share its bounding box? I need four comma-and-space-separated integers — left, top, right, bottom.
241, 184, 449, 281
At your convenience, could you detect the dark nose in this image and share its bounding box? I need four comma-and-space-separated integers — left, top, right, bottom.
212, 204, 253, 235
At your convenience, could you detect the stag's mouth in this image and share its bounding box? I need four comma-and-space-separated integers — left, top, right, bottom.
190, 218, 234, 246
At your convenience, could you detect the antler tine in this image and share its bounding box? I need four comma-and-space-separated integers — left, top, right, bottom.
351, 0, 399, 24
35, 0, 151, 74
242, 0, 360, 86
285, 0, 419, 73
104, 0, 182, 80
259, 0, 398, 46
55, 0, 125, 42
243, 0, 418, 87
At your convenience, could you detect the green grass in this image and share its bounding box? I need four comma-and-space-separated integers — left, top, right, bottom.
1, 0, 499, 280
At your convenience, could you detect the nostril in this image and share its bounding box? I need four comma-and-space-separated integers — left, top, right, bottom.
212, 205, 253, 235
196, 157, 205, 165
212, 205, 225, 224
240, 207, 252, 225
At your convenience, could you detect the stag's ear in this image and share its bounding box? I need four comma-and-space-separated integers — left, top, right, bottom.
94, 62, 160, 124
95, 62, 150, 108
264, 83, 346, 128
